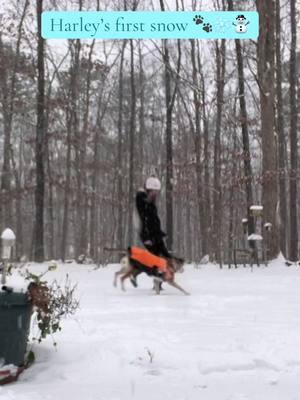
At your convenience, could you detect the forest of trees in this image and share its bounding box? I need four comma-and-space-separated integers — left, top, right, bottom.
0, 0, 299, 264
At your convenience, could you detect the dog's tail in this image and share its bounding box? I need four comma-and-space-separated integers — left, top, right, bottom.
104, 247, 127, 252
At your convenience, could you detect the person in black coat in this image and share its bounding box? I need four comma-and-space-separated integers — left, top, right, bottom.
131, 176, 171, 287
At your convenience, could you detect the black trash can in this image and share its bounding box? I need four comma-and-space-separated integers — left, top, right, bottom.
0, 291, 32, 366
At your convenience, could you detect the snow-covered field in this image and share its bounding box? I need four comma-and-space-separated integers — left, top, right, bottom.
1, 256, 300, 400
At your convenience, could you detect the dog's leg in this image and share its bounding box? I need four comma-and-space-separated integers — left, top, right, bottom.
167, 280, 190, 296
153, 278, 161, 295
113, 270, 123, 287
113, 272, 118, 287
115, 256, 130, 289
113, 266, 127, 287
120, 270, 133, 291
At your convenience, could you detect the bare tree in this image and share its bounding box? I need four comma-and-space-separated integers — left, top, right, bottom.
138, 41, 146, 182
275, 0, 288, 257
33, 0, 45, 261
190, 39, 206, 256
212, 39, 226, 265
61, 38, 81, 260
0, 0, 29, 230
78, 40, 95, 255
197, 42, 211, 257
116, 41, 127, 250
228, 0, 255, 248
257, 0, 279, 259
159, 0, 181, 252
128, 38, 136, 245
289, 0, 298, 261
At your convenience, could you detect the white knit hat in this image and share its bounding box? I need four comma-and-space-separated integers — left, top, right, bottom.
145, 176, 161, 191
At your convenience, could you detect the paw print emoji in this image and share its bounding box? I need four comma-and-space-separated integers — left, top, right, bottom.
203, 23, 213, 33
193, 15, 204, 25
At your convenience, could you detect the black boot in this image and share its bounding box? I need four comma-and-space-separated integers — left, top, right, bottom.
130, 276, 138, 288
152, 280, 164, 290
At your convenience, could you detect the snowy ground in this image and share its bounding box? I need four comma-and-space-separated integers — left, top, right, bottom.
1, 256, 300, 400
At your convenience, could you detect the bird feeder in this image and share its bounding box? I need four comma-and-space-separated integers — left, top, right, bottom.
242, 218, 248, 235
1, 229, 16, 259
1, 229, 16, 285
264, 222, 272, 232
247, 233, 263, 241
250, 205, 263, 217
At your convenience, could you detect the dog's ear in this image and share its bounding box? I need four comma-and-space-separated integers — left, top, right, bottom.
166, 258, 175, 270
169, 258, 184, 272
173, 256, 184, 264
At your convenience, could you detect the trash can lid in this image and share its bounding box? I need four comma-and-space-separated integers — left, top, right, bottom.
0, 292, 29, 307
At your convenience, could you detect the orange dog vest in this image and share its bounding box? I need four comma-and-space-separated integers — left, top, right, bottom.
129, 246, 167, 273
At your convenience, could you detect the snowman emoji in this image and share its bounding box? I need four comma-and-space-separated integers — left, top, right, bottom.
233, 15, 249, 33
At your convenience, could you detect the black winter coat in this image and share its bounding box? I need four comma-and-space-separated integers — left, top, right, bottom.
135, 189, 166, 244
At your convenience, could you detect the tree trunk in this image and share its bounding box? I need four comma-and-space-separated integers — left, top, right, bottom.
164, 38, 174, 252
212, 40, 226, 266
33, 0, 45, 261
235, 40, 255, 240
160, 0, 181, 253
89, 113, 100, 261
0, 41, 13, 229
128, 39, 136, 245
79, 41, 95, 255
197, 42, 211, 257
73, 0, 83, 258
228, 101, 238, 267
228, 0, 255, 245
46, 148, 55, 259
89, 82, 110, 261
289, 0, 298, 261
190, 39, 206, 256
116, 41, 127, 250
257, 0, 279, 259
44, 69, 55, 259
10, 138, 24, 259
138, 41, 145, 183
275, 0, 288, 257
0, 0, 29, 229
61, 40, 81, 260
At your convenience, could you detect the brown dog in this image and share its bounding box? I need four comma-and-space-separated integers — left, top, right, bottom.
113, 254, 190, 296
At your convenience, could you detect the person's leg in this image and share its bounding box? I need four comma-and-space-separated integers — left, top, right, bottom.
143, 242, 167, 291
155, 239, 171, 259
144, 239, 171, 258
130, 259, 152, 288
143, 242, 166, 257
130, 268, 140, 287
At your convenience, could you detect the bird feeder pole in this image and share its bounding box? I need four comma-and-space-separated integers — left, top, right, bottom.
1, 229, 16, 285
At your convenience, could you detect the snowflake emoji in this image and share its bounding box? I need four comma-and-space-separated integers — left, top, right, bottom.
214, 18, 232, 34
